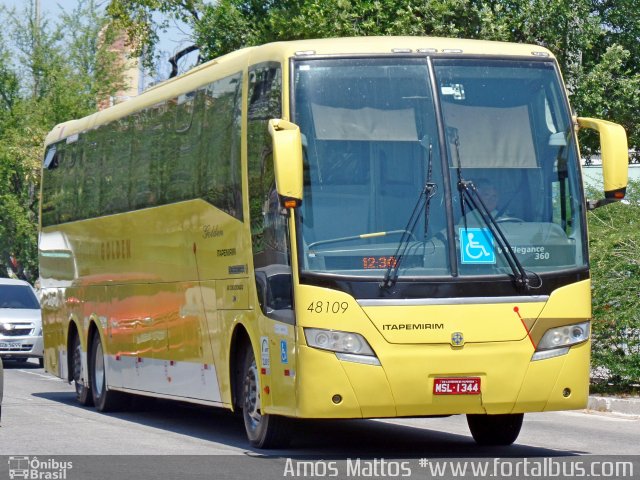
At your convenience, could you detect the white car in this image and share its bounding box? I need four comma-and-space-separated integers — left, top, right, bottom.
0, 278, 43, 367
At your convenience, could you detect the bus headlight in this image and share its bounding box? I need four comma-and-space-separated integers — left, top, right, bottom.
304, 327, 378, 359
531, 321, 590, 361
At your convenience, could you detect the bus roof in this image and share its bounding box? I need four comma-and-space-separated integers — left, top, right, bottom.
43, 36, 555, 148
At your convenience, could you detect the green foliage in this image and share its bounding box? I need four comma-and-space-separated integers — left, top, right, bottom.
573, 45, 640, 155
107, 0, 205, 69
0, 128, 42, 282
195, 0, 256, 60
588, 179, 640, 393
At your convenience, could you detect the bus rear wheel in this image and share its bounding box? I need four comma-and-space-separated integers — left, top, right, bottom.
71, 333, 92, 406
241, 346, 291, 448
89, 330, 126, 412
466, 413, 523, 446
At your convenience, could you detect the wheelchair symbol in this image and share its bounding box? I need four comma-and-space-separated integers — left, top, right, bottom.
460, 228, 495, 264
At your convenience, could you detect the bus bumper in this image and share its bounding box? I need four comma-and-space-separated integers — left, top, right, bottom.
294, 338, 590, 419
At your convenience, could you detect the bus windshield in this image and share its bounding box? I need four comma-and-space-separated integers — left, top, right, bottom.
293, 57, 586, 280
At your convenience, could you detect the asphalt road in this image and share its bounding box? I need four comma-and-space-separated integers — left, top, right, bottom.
1, 359, 638, 479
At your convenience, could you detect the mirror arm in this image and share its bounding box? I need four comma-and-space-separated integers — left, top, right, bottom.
586, 198, 619, 211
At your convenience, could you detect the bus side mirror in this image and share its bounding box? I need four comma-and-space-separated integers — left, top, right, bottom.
255, 267, 294, 324
268, 119, 303, 205
577, 117, 629, 209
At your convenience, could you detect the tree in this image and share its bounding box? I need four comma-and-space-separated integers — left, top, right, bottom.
107, 0, 204, 71
573, 45, 640, 155
0, 128, 41, 281
0, 33, 20, 125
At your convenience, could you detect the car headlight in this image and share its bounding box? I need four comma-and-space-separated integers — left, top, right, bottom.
531, 321, 590, 361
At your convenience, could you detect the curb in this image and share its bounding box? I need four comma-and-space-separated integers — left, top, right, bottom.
587, 395, 640, 417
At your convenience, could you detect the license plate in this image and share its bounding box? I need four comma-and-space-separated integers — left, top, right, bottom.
433, 377, 481, 395
0, 342, 20, 350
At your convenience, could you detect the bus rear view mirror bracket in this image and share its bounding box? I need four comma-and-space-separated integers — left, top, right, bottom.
586, 198, 620, 211
268, 119, 303, 205
577, 117, 629, 209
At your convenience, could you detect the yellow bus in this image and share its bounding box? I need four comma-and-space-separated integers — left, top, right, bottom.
39, 37, 628, 448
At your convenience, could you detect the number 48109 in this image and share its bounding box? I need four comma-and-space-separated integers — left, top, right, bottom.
307, 301, 349, 314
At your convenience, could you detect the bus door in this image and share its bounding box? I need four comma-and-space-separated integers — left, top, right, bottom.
248, 62, 297, 414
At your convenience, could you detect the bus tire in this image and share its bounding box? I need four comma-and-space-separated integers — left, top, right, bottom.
70, 333, 93, 406
241, 346, 291, 448
89, 330, 126, 412
466, 413, 524, 446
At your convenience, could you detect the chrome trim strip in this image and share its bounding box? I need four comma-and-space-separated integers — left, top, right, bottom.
357, 296, 549, 307
335, 353, 381, 366
531, 346, 569, 361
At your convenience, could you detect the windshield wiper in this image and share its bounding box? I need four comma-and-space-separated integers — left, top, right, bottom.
458, 180, 532, 291
381, 140, 436, 289
308, 230, 418, 250
448, 128, 536, 292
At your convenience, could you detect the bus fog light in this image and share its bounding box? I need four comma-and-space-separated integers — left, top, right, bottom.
304, 328, 375, 356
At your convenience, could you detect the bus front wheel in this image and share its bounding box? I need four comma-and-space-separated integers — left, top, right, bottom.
466, 413, 523, 446
241, 346, 291, 448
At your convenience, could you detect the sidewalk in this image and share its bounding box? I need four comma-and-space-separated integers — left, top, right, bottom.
587, 395, 640, 417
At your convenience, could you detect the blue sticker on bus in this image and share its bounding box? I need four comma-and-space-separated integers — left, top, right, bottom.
460, 228, 495, 264
280, 340, 288, 364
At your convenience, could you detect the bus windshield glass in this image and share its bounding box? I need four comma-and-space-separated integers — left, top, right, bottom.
293, 57, 586, 280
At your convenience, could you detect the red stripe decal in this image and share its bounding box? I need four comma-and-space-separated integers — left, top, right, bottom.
514, 306, 536, 349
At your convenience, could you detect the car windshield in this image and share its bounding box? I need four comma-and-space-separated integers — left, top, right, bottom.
293, 57, 586, 280
0, 285, 40, 309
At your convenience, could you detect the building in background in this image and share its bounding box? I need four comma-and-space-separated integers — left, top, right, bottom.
97, 27, 141, 110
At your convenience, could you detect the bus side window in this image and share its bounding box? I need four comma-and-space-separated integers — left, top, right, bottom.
248, 62, 285, 269
199, 72, 243, 220
41, 145, 61, 227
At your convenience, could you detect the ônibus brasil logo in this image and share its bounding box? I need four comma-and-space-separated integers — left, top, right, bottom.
8, 456, 73, 480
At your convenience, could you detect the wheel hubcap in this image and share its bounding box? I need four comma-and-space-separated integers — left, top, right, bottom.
94, 340, 105, 396
244, 359, 261, 429
73, 341, 83, 393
